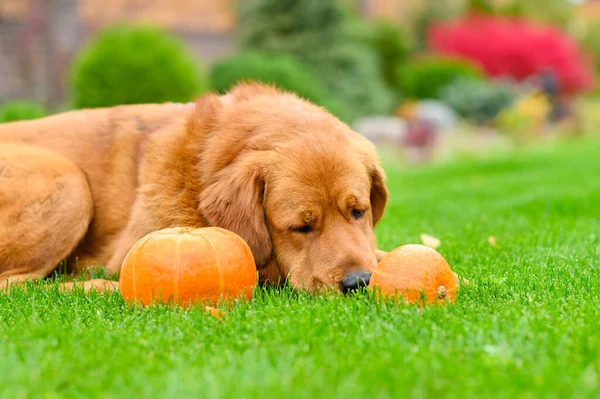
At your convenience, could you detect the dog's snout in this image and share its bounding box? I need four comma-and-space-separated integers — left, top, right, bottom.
339, 271, 372, 293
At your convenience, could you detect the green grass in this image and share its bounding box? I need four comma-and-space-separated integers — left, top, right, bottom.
2, 138, 600, 398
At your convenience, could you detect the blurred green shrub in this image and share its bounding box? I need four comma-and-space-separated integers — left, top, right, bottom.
312, 43, 395, 122
370, 21, 412, 94
209, 52, 326, 104
397, 56, 484, 100
0, 101, 47, 123
69, 25, 207, 109
238, 0, 349, 58
440, 77, 517, 124
237, 0, 395, 122
209, 51, 350, 119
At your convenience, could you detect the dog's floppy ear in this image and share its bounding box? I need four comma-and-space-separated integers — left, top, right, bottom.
199, 153, 273, 267
353, 136, 389, 226
190, 91, 273, 266
369, 163, 389, 226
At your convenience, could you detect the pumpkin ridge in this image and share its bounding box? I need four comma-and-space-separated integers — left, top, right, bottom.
173, 231, 184, 301
131, 233, 154, 303
132, 250, 137, 303
203, 234, 225, 299
188, 227, 227, 237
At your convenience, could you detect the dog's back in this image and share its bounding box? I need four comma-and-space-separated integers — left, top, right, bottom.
0, 103, 194, 169
0, 103, 195, 270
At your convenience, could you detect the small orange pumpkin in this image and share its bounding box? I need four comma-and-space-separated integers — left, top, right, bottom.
369, 244, 457, 305
119, 227, 257, 308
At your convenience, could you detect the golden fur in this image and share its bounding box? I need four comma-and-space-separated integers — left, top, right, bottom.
0, 83, 389, 292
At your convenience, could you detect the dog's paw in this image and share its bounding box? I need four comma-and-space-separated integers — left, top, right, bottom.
86, 279, 120, 293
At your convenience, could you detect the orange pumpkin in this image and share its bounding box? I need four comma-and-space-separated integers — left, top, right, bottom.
369, 244, 457, 305
119, 227, 257, 308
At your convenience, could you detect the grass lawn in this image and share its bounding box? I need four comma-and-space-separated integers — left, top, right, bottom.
1, 138, 599, 399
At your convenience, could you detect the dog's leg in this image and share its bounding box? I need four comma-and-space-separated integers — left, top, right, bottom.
0, 143, 108, 292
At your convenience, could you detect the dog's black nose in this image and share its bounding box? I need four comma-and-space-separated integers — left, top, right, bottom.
339, 271, 372, 293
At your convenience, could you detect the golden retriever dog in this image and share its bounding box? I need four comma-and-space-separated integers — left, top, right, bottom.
0, 83, 390, 293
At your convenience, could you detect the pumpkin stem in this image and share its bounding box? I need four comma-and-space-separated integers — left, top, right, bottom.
437, 285, 448, 300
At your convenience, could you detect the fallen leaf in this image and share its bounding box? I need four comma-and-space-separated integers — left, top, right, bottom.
488, 236, 497, 247
204, 306, 226, 319
420, 233, 441, 249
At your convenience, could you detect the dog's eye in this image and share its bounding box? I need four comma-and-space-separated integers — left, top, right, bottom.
352, 209, 365, 219
291, 225, 313, 234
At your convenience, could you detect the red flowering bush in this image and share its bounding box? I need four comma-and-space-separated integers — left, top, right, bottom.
428, 15, 594, 95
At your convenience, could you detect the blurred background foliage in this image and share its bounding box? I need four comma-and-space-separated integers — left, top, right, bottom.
237, 0, 396, 121
1, 0, 600, 159
69, 25, 207, 109
0, 100, 46, 123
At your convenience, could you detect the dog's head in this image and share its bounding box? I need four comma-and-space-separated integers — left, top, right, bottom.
193, 83, 388, 292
